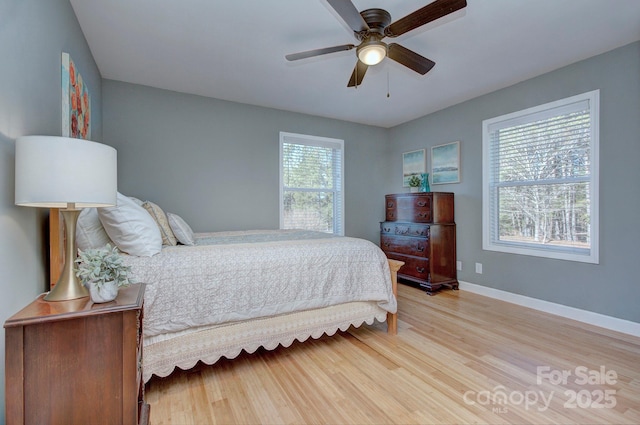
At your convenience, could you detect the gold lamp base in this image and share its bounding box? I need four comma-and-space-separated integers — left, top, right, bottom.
44, 208, 89, 301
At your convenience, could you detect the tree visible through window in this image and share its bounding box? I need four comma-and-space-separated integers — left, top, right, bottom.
279, 132, 344, 235
482, 90, 599, 263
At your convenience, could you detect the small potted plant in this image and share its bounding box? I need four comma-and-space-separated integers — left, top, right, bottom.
408, 174, 422, 192
75, 244, 134, 303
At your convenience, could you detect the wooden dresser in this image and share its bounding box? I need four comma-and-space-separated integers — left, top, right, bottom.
4, 283, 149, 425
380, 192, 458, 294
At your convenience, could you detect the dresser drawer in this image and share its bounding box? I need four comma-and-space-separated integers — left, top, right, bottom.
381, 234, 430, 257
385, 253, 430, 281
381, 222, 430, 238
385, 194, 433, 222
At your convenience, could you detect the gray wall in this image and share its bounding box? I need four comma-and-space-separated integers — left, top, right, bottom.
103, 80, 391, 243
0, 0, 102, 420
389, 41, 640, 323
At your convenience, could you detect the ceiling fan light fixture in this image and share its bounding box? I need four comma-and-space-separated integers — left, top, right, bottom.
357, 41, 387, 66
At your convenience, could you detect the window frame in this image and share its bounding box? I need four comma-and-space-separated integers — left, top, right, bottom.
482, 90, 600, 264
279, 131, 345, 236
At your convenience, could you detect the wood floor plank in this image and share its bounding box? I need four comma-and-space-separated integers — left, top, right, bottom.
146, 284, 640, 424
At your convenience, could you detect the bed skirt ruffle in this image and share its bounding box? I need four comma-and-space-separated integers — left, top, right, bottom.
143, 301, 387, 382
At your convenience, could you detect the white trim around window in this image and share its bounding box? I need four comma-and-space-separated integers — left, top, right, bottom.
279, 132, 345, 236
482, 90, 599, 263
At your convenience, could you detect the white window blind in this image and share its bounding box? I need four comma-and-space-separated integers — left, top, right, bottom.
279, 132, 344, 235
482, 90, 599, 263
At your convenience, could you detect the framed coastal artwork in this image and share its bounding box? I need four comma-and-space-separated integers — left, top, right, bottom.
402, 149, 426, 187
62, 52, 91, 139
431, 141, 460, 184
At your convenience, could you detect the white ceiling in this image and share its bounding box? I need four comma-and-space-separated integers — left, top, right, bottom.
69, 0, 640, 128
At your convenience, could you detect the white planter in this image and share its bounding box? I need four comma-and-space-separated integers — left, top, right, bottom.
88, 280, 119, 303
410, 187, 420, 193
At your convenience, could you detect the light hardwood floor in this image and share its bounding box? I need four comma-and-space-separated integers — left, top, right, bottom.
146, 284, 640, 424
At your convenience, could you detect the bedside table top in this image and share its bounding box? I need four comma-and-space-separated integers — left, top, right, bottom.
4, 282, 145, 328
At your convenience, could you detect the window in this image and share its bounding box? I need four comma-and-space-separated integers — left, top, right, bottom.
482, 90, 599, 263
279, 132, 344, 235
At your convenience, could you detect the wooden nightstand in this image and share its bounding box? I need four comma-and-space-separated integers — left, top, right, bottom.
4, 283, 149, 425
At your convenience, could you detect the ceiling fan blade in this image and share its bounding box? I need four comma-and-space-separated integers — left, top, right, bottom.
285, 44, 355, 61
327, 0, 370, 33
385, 0, 467, 38
347, 60, 368, 87
387, 43, 435, 75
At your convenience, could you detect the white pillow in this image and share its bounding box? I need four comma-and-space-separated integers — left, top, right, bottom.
75, 208, 112, 251
167, 212, 195, 246
128, 196, 144, 206
98, 192, 162, 256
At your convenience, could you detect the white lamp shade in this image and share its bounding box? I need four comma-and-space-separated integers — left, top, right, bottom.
15, 136, 117, 208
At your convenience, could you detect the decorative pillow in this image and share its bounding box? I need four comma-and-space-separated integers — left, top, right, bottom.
166, 212, 196, 246
142, 201, 178, 246
97, 192, 162, 256
76, 207, 113, 251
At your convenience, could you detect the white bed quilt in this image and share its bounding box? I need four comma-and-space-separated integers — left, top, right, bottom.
122, 230, 397, 337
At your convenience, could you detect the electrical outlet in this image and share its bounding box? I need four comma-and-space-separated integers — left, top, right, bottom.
475, 263, 483, 274
456, 261, 462, 271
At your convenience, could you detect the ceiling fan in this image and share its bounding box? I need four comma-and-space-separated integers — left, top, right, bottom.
285, 0, 467, 87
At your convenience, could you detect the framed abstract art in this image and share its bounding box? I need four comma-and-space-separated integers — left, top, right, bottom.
62, 52, 91, 139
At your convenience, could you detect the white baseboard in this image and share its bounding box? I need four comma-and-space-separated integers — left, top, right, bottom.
459, 280, 640, 338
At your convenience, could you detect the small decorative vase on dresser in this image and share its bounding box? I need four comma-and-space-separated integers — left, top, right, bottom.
4, 283, 149, 425
380, 192, 458, 295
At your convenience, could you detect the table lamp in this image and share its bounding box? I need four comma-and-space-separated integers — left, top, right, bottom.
15, 136, 117, 301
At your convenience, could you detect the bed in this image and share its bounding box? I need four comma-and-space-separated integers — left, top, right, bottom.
49, 194, 402, 383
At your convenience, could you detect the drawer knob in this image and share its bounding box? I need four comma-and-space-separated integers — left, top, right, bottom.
417, 201, 427, 207
416, 245, 425, 252
416, 267, 425, 273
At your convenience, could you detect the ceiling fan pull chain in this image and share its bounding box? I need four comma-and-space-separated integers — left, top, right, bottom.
386, 70, 391, 98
